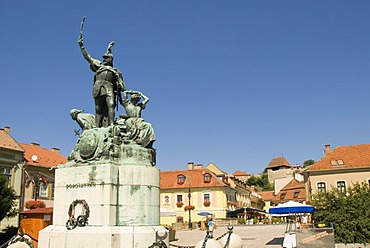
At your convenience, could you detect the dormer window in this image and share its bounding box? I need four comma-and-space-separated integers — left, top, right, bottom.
177, 174, 186, 184
222, 176, 228, 184
280, 193, 286, 199
293, 191, 299, 198
330, 160, 344, 166
203, 173, 212, 183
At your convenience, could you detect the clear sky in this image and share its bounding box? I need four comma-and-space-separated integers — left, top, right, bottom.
1, 1, 370, 174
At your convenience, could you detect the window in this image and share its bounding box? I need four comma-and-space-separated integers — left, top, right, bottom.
337, 181, 346, 193
203, 173, 211, 182
177, 174, 186, 184
51, 184, 55, 199
280, 193, 286, 199
203, 193, 210, 202
293, 191, 300, 198
0, 167, 11, 175
0, 167, 11, 186
317, 182, 326, 193
330, 160, 344, 166
164, 196, 169, 205
39, 184, 48, 198
177, 195, 183, 203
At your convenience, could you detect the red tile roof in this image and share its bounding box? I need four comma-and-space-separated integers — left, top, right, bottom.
259, 190, 275, 201
0, 129, 24, 152
160, 169, 228, 189
308, 144, 370, 171
232, 170, 250, 176
20, 143, 67, 167
266, 157, 291, 169
273, 179, 306, 202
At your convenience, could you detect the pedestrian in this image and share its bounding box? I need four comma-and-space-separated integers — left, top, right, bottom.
207, 218, 214, 238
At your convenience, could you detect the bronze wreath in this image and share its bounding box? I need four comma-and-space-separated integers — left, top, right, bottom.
66, 199, 90, 230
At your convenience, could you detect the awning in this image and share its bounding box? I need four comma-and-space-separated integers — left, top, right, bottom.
227, 207, 267, 217
269, 201, 314, 215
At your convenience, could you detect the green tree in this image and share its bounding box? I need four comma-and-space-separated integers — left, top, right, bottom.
246, 173, 273, 191
303, 159, 315, 168
311, 182, 370, 244
0, 175, 17, 222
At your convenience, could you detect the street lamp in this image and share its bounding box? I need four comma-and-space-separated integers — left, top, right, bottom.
188, 187, 192, 229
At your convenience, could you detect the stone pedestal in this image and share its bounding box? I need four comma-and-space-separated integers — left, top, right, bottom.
39, 226, 167, 248
38, 162, 168, 248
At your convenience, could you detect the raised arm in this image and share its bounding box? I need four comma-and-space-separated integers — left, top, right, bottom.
140, 92, 149, 106
77, 37, 101, 69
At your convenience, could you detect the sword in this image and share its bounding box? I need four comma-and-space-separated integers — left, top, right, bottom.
79, 16, 86, 39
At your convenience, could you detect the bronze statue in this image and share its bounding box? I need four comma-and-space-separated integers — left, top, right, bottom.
120, 90, 156, 148
77, 18, 125, 127
67, 18, 156, 166
70, 109, 96, 131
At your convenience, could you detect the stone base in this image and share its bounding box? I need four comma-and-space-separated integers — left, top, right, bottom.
53, 163, 160, 226
38, 225, 169, 248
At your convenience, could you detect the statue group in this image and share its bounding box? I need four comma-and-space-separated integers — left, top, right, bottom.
67, 20, 156, 166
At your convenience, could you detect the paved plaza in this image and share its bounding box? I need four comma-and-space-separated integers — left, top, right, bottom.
170, 224, 286, 248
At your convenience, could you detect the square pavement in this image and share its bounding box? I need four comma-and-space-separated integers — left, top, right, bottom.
171, 224, 286, 248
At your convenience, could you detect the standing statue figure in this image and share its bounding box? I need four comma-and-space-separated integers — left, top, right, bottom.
77, 37, 126, 127
120, 90, 156, 148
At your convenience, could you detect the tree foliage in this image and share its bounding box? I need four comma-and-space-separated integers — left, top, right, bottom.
0, 175, 17, 222
303, 159, 315, 168
246, 173, 274, 191
311, 182, 370, 244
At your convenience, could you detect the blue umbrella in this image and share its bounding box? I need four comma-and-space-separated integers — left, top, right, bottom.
197, 211, 212, 216
269, 201, 314, 215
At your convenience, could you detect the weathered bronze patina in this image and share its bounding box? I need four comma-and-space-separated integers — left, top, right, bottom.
66, 17, 156, 167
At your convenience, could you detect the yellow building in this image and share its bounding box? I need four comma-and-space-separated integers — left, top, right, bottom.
206, 163, 264, 211
0, 127, 24, 229
303, 144, 370, 198
0, 126, 67, 230
160, 162, 235, 226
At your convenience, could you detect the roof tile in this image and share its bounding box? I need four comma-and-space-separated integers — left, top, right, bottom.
266, 156, 291, 169
0, 129, 24, 152
309, 144, 370, 171
160, 169, 227, 189
20, 143, 67, 167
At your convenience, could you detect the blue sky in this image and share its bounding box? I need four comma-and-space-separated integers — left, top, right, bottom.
1, 1, 370, 174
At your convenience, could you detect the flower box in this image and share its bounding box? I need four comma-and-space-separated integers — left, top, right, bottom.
203, 201, 211, 207
184, 205, 195, 211
176, 202, 184, 207
25, 200, 46, 209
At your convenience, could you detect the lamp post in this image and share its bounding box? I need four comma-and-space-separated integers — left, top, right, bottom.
188, 187, 192, 229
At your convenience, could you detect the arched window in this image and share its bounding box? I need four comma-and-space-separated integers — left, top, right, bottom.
203, 173, 212, 183
177, 174, 186, 184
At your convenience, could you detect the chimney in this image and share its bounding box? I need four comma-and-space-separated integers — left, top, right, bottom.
52, 147, 60, 154
4, 126, 10, 133
325, 144, 330, 155
187, 161, 194, 170
31, 142, 40, 147
194, 164, 203, 170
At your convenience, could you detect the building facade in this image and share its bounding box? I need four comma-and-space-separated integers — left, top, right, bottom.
303, 144, 370, 199
0, 126, 67, 229
160, 162, 235, 226
0, 127, 25, 228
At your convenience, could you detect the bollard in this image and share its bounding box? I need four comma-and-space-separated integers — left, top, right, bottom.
195, 239, 222, 248
218, 233, 243, 248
